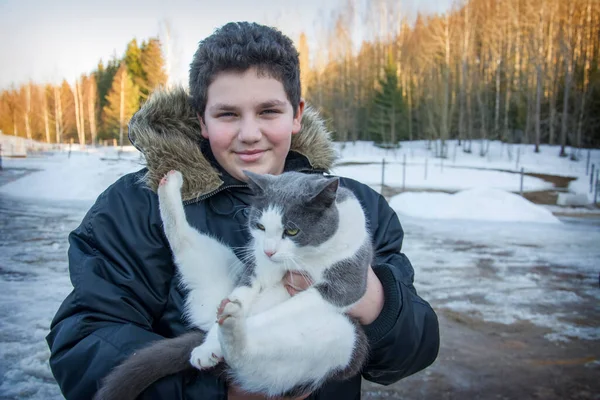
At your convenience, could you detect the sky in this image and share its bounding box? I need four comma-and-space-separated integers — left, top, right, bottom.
0, 0, 454, 90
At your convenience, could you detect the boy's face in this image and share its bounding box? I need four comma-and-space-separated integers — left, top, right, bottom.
199, 67, 304, 182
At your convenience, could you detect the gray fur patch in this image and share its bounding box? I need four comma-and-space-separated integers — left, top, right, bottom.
94, 331, 205, 400
315, 239, 373, 307
246, 172, 344, 247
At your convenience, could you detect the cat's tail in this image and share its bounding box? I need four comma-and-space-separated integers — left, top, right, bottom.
93, 331, 205, 400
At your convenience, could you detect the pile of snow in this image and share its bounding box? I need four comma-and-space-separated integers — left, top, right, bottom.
390, 188, 561, 224
0, 146, 143, 207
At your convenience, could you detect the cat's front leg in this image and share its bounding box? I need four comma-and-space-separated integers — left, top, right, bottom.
189, 324, 223, 370
226, 283, 261, 315
216, 297, 246, 364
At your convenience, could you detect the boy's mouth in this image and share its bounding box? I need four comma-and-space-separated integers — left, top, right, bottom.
236, 149, 266, 163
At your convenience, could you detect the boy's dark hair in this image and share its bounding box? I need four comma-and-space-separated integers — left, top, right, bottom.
189, 22, 301, 117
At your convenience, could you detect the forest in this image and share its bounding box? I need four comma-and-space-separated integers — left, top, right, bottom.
1, 0, 599, 159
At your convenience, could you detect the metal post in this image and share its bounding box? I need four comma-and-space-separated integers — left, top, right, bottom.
453, 143, 457, 163
586, 149, 591, 175
380, 158, 386, 194
516, 146, 521, 171
520, 167, 524, 196
595, 171, 599, 205
595, 172, 599, 205
590, 164, 595, 193
402, 154, 406, 191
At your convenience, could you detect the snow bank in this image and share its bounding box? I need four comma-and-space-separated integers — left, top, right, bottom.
0, 147, 143, 206
390, 188, 561, 224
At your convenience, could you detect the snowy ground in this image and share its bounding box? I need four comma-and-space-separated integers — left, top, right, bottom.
0, 142, 599, 399
330, 140, 600, 204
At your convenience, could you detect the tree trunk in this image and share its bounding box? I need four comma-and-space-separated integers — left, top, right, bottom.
24, 84, 32, 140
88, 79, 97, 146
54, 86, 63, 143
119, 68, 126, 149
534, 64, 543, 153
72, 81, 82, 144
42, 90, 51, 143
560, 4, 574, 157
77, 79, 86, 146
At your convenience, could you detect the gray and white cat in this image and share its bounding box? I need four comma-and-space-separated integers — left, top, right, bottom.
95, 170, 372, 400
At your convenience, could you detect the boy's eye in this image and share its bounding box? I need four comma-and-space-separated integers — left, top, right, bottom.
217, 112, 236, 118
284, 228, 299, 236
256, 223, 265, 231
261, 109, 279, 115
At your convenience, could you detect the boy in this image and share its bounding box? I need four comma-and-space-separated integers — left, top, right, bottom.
46, 22, 439, 399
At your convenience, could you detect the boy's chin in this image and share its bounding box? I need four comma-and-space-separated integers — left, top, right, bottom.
234, 164, 283, 180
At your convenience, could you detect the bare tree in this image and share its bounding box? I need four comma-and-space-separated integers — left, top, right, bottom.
23, 83, 32, 140
54, 86, 64, 143
559, 1, 575, 157
41, 85, 51, 143
574, 0, 593, 159
87, 75, 98, 146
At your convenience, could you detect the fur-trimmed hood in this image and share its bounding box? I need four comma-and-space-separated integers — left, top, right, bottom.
128, 87, 337, 201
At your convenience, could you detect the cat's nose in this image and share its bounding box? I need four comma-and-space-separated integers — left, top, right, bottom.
264, 250, 276, 258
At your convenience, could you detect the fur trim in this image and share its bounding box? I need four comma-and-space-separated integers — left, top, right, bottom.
129, 86, 337, 201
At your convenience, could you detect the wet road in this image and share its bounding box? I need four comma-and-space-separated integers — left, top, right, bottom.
0, 196, 85, 399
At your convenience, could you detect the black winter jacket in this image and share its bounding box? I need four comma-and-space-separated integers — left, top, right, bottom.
46, 88, 440, 400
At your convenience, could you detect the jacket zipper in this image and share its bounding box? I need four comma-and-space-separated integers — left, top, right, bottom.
182, 184, 248, 205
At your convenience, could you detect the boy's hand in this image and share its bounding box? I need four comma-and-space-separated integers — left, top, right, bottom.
283, 267, 385, 325
348, 266, 384, 325
228, 385, 310, 399
282, 271, 313, 296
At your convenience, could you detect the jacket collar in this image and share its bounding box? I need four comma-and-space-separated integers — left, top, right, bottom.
128, 86, 337, 202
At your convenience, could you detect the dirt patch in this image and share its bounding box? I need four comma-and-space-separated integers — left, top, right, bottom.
522, 190, 560, 205
361, 310, 600, 399
525, 173, 577, 189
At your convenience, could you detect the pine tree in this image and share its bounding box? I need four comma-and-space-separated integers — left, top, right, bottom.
96, 58, 119, 114
125, 39, 144, 88
368, 62, 406, 147
102, 63, 140, 141
140, 38, 167, 99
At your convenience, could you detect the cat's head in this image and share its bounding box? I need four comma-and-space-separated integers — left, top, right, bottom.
244, 171, 341, 266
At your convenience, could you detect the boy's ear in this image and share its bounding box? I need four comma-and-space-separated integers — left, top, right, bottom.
292, 99, 305, 135
198, 112, 209, 139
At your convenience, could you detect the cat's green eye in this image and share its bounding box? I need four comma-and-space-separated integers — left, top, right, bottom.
284, 228, 299, 236
256, 223, 265, 231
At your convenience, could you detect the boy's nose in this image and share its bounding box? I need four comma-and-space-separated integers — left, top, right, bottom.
238, 118, 261, 142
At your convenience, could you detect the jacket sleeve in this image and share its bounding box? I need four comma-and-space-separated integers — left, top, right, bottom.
45, 174, 227, 400
357, 186, 440, 385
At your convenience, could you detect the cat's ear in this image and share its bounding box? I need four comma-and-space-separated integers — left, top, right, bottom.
243, 170, 269, 195
309, 177, 339, 208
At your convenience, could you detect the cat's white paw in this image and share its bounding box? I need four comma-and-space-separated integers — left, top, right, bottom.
217, 298, 243, 326
158, 170, 183, 192
189, 343, 223, 370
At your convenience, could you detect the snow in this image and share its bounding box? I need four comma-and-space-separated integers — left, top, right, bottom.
0, 138, 599, 399
0, 144, 143, 208
331, 140, 600, 203
389, 188, 561, 224
331, 162, 553, 192
2, 135, 599, 207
